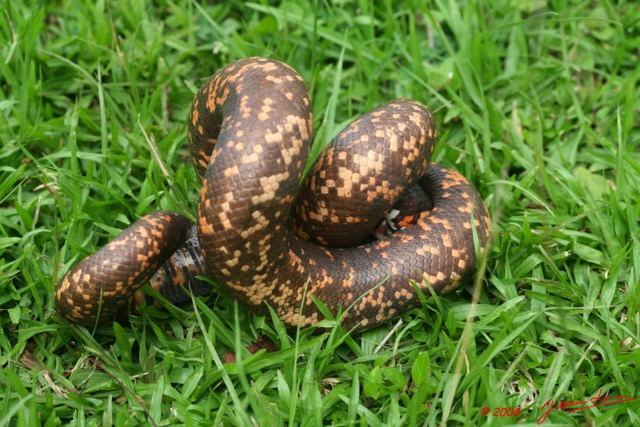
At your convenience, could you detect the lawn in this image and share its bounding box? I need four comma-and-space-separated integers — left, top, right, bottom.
1, 0, 639, 425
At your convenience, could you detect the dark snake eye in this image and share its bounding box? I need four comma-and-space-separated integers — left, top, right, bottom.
56, 57, 491, 331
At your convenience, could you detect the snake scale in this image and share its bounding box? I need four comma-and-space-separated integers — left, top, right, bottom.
55, 57, 491, 332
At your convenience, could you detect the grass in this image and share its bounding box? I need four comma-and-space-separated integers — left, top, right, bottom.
1, 0, 639, 425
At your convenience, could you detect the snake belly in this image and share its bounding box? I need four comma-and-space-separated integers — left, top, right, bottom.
55, 57, 491, 331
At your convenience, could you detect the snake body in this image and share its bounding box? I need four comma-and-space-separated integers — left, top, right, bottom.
55, 57, 491, 331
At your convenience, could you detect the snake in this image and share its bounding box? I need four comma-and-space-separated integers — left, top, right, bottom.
55, 57, 491, 332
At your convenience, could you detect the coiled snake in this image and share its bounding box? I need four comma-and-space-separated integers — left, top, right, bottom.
55, 57, 491, 331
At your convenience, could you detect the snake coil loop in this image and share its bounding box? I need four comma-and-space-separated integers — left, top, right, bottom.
55, 57, 491, 331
